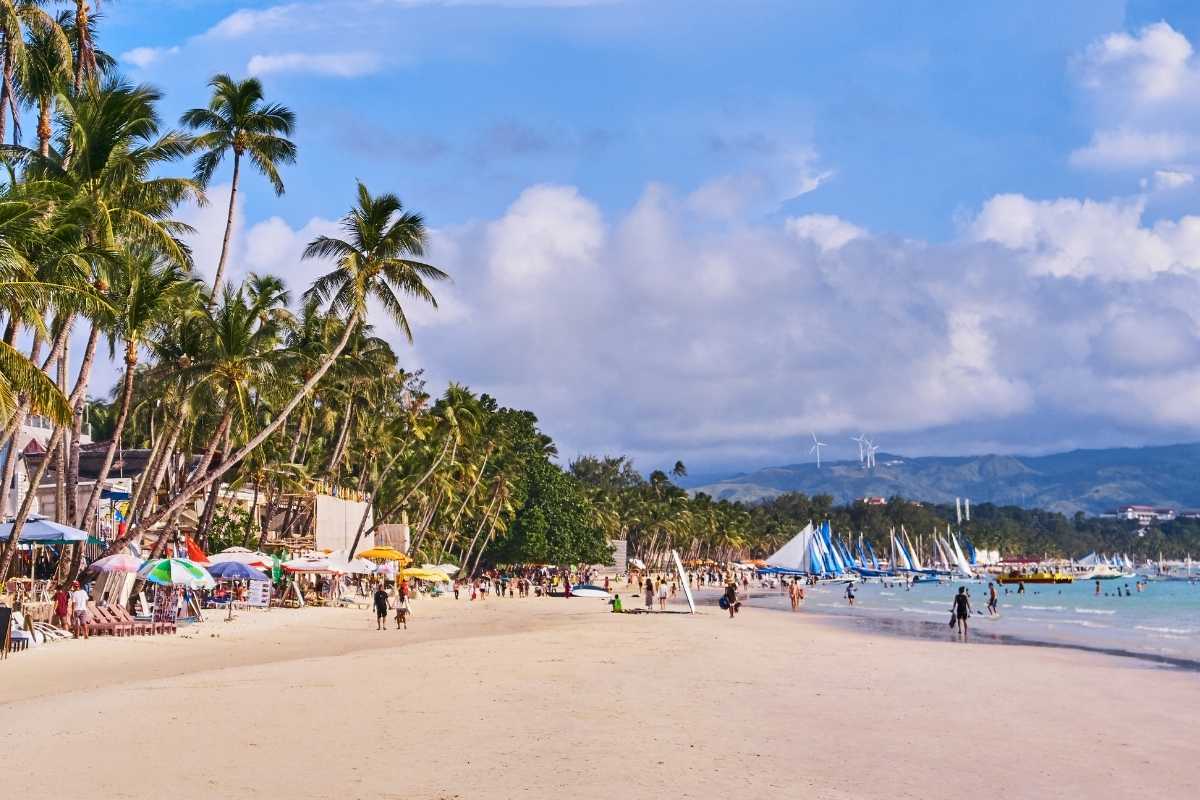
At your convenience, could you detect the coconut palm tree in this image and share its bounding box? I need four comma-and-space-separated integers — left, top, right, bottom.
14, 5, 70, 156
75, 252, 199, 531
108, 182, 446, 551
180, 74, 296, 301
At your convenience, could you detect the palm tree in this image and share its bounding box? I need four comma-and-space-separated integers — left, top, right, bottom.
12, 4, 70, 156
108, 182, 446, 551
75, 252, 199, 530
180, 74, 296, 301
0, 0, 59, 145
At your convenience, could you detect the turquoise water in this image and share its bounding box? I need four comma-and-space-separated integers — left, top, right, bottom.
742, 578, 1200, 665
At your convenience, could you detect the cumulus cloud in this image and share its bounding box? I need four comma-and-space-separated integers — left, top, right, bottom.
1151, 169, 1195, 191
247, 51, 383, 77
1071, 22, 1200, 174
785, 214, 865, 252
172, 177, 1200, 467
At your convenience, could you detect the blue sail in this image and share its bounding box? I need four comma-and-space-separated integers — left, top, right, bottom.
865, 540, 880, 571
857, 539, 869, 568
963, 538, 977, 565
821, 522, 845, 573
840, 538, 857, 570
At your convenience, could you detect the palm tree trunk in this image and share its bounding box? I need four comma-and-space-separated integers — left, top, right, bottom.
324, 394, 355, 479
37, 95, 52, 157
354, 434, 453, 549
108, 308, 363, 553
459, 489, 500, 574
76, 342, 138, 538
436, 449, 490, 560
210, 152, 241, 303
65, 323, 101, 527
73, 1, 94, 94
469, 512, 500, 579
0, 424, 66, 580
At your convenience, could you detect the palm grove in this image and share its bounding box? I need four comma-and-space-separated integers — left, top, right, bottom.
0, 4, 620, 584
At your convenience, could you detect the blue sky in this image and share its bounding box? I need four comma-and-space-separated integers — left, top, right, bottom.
82, 1, 1200, 474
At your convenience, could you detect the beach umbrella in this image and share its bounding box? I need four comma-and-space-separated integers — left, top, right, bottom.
206, 561, 271, 582
139, 558, 216, 589
87, 553, 144, 574
0, 516, 89, 544
208, 551, 272, 568
628, 557, 647, 570
282, 556, 336, 573
423, 563, 459, 575
355, 546, 410, 564
400, 567, 452, 583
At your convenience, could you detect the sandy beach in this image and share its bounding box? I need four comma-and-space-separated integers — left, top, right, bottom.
3, 595, 1197, 799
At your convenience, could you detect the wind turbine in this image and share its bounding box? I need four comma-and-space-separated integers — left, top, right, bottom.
851, 434, 867, 466
865, 438, 879, 469
810, 432, 827, 468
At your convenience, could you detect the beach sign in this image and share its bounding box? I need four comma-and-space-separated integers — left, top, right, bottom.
671, 549, 696, 614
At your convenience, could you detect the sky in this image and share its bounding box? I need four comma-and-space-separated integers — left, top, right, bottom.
77, 0, 1200, 476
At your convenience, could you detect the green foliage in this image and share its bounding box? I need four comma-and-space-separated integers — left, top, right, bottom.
493, 460, 611, 566
205, 508, 258, 553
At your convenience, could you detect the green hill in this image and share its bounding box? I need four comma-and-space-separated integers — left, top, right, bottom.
691, 443, 1200, 515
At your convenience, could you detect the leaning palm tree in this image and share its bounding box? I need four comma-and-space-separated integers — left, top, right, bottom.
180, 74, 296, 301
105, 182, 446, 553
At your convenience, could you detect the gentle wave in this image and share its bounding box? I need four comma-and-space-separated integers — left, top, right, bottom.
1074, 608, 1116, 615
1135, 625, 1198, 635
901, 607, 950, 617
1018, 605, 1065, 611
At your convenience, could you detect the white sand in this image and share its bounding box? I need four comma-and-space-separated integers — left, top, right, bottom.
2, 595, 1196, 798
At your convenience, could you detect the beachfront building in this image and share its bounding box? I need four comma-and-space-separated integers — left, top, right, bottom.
1103, 505, 1176, 524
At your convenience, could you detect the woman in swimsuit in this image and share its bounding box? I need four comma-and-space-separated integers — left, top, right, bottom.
952, 586, 971, 637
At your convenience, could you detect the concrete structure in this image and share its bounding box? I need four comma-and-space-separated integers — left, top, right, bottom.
1105, 505, 1176, 524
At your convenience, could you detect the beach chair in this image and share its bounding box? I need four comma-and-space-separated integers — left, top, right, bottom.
85, 602, 119, 636
110, 605, 154, 636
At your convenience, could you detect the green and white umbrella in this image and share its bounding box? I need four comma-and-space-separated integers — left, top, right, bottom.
138, 558, 215, 589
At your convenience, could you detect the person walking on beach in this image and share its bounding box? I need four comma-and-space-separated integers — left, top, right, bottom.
69, 581, 91, 639
373, 585, 389, 630
53, 583, 70, 629
658, 580, 668, 611
952, 586, 971, 637
789, 580, 800, 611
644, 578, 654, 610
845, 582, 856, 606
987, 582, 998, 616
723, 581, 740, 619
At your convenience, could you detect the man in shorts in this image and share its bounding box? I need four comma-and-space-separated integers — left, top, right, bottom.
69, 581, 91, 639
373, 585, 389, 630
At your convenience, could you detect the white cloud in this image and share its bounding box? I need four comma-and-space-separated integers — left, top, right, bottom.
1071, 22, 1200, 174
247, 51, 383, 78
171, 178, 1200, 466
1068, 129, 1194, 169
785, 214, 865, 252
1152, 169, 1195, 191
120, 45, 179, 68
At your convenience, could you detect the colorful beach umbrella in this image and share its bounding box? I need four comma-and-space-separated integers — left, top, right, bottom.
355, 546, 410, 563
87, 553, 144, 574
400, 567, 452, 583
208, 551, 272, 568
138, 558, 215, 588
206, 561, 271, 582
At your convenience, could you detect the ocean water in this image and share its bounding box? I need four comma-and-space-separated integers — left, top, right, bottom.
736, 578, 1200, 666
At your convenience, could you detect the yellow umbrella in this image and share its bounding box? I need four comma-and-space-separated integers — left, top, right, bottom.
357, 546, 411, 564
400, 567, 452, 583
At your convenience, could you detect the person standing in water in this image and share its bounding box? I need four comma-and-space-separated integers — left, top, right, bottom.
1095, 579, 1101, 596
952, 586, 972, 637
845, 582, 856, 606
789, 579, 801, 611
987, 582, 999, 616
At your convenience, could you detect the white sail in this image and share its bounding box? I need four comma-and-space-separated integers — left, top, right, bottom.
766, 522, 814, 571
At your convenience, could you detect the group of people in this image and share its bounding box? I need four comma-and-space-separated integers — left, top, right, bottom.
372, 579, 412, 630
51, 581, 94, 640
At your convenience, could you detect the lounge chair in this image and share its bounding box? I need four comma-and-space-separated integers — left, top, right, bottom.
111, 605, 158, 635
84, 602, 119, 636
97, 605, 135, 636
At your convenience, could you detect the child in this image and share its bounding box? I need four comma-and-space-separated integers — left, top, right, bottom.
395, 594, 410, 630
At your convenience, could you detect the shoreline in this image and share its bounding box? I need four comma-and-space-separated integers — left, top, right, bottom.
4, 595, 1198, 798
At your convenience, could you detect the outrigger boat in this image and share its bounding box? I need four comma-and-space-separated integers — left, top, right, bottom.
995, 570, 1073, 585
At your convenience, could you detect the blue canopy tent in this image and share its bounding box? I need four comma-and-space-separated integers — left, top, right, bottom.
0, 516, 89, 544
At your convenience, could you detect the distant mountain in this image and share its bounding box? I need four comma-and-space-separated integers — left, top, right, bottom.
690, 443, 1200, 515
